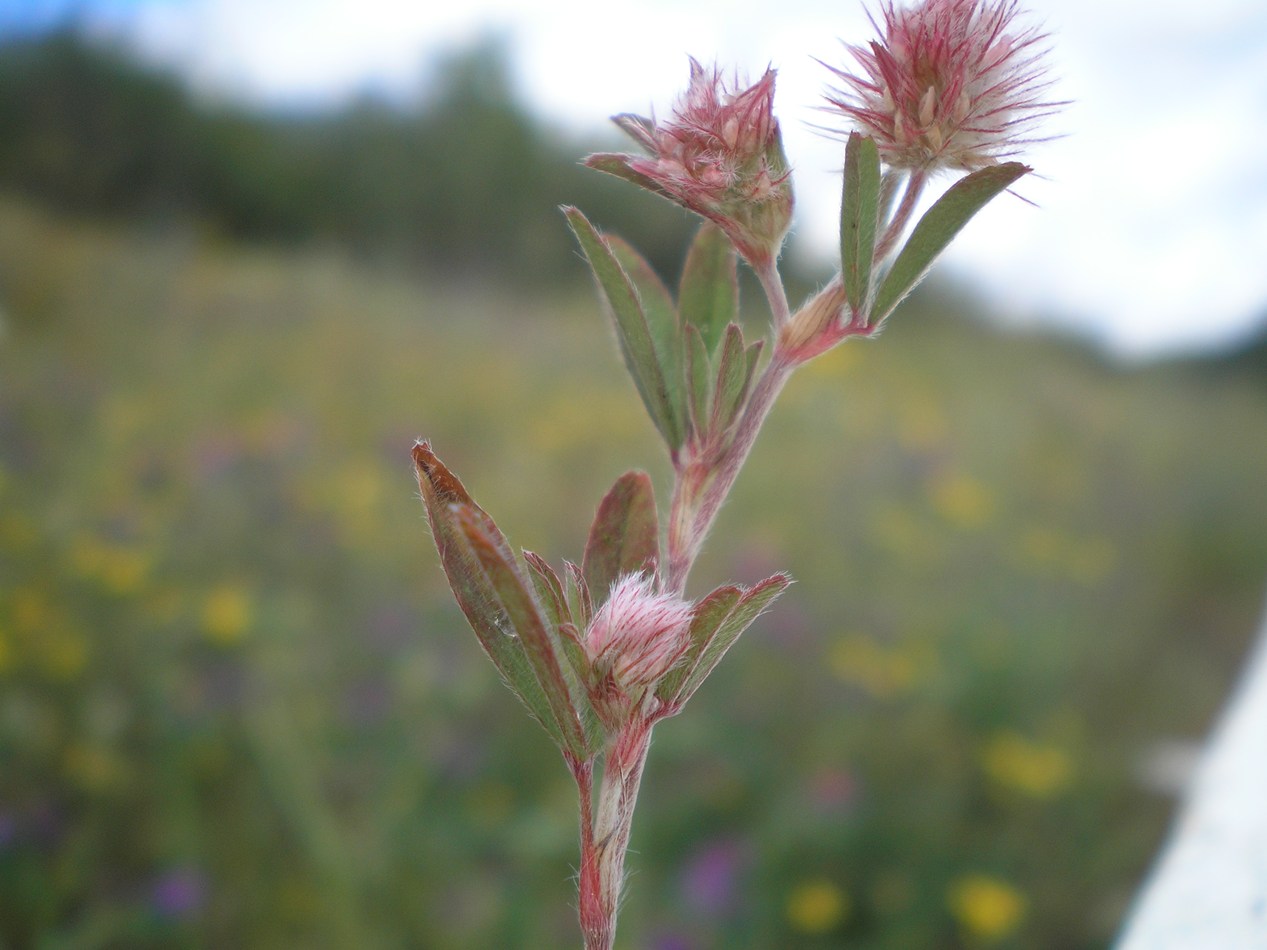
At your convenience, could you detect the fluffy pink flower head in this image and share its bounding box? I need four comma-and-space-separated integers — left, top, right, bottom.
823, 0, 1058, 171
585, 573, 693, 693
587, 59, 794, 266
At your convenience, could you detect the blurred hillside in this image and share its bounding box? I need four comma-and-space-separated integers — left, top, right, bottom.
0, 29, 701, 285
3, 23, 1267, 950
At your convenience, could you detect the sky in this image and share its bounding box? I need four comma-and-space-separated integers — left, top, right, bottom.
5, 0, 1267, 358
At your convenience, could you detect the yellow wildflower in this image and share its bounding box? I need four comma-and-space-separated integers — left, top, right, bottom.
981, 731, 1072, 798
829, 634, 934, 698
202, 585, 253, 645
947, 874, 1026, 942
929, 473, 995, 530
786, 879, 849, 934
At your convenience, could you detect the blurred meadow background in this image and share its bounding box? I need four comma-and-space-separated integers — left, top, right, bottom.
2, 7, 1267, 950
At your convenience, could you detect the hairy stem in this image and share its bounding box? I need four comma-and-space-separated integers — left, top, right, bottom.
755, 256, 793, 328
873, 168, 926, 262
665, 360, 796, 597
575, 721, 654, 950
595, 255, 795, 947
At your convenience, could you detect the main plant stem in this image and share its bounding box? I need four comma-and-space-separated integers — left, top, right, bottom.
575, 718, 655, 950
666, 256, 796, 595
576, 256, 798, 948
665, 355, 793, 595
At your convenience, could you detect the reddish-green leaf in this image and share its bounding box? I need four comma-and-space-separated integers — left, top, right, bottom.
457, 508, 600, 758
523, 550, 570, 629
564, 561, 593, 632
584, 152, 673, 201
412, 442, 558, 736
673, 573, 791, 707
655, 585, 742, 705
524, 552, 595, 717
582, 471, 659, 600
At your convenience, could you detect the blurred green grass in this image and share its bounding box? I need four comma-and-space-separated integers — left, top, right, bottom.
1, 195, 1265, 948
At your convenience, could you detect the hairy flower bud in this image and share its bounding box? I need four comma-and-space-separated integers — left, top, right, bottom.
823, 0, 1059, 171
586, 59, 794, 267
585, 574, 692, 693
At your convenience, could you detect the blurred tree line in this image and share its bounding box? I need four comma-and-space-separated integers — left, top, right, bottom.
0, 30, 700, 284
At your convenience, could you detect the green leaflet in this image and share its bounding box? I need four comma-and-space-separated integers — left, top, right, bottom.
840, 132, 881, 316
678, 224, 738, 355
674, 573, 791, 706
656, 574, 792, 708
523, 552, 592, 700
872, 162, 1030, 323
711, 324, 752, 436
607, 236, 686, 442
684, 324, 713, 440
655, 585, 741, 705
563, 206, 685, 451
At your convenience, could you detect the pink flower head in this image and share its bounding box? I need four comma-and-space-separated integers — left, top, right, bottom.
585, 574, 693, 692
586, 59, 794, 266
823, 0, 1059, 171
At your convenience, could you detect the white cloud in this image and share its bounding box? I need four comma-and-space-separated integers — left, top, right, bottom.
120, 0, 1267, 357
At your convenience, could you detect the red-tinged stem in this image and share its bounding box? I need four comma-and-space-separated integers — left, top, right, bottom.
755, 257, 793, 328
873, 168, 926, 263
664, 256, 799, 596
574, 721, 654, 950
571, 756, 605, 950
666, 351, 796, 596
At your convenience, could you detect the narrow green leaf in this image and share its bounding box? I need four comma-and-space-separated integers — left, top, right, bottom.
678, 224, 738, 354
413, 442, 558, 737
555, 621, 592, 691
717, 339, 762, 439
524, 553, 595, 722
742, 340, 764, 404
675, 574, 791, 706
457, 507, 600, 758
711, 324, 749, 435
655, 585, 743, 705
582, 471, 659, 599
840, 132, 882, 314
607, 236, 686, 441
872, 162, 1030, 322
563, 206, 684, 450
684, 324, 713, 441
